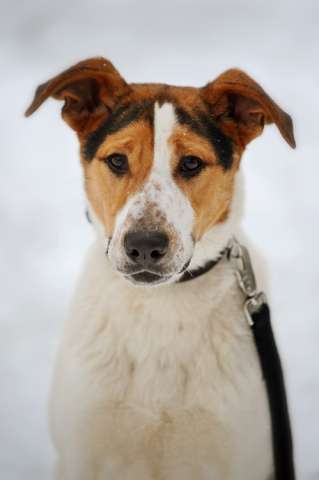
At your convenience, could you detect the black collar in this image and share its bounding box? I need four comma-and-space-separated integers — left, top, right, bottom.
177, 249, 227, 283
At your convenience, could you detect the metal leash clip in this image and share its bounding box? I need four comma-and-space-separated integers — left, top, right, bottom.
228, 237, 267, 326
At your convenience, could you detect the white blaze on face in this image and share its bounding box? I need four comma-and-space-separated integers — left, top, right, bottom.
150, 102, 195, 253
108, 102, 195, 276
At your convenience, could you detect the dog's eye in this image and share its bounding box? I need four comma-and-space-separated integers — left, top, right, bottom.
178, 156, 205, 178
105, 153, 128, 175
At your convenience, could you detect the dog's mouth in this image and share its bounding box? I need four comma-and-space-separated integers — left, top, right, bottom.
121, 259, 192, 286
129, 271, 165, 285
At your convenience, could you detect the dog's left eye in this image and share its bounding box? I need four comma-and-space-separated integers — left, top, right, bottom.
178, 155, 205, 178
104, 153, 128, 175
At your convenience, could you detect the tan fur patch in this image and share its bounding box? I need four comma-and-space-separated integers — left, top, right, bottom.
82, 120, 154, 235
170, 126, 240, 240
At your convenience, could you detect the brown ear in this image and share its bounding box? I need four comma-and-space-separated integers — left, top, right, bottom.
202, 69, 296, 149
25, 57, 131, 135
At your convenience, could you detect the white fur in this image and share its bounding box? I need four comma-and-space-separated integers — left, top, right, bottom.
151, 102, 194, 253
50, 104, 273, 479
108, 103, 194, 280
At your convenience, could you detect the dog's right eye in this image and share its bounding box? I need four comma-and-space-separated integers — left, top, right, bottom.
177, 155, 205, 179
104, 153, 128, 175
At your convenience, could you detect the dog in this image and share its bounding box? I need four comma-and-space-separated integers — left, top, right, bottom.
26, 57, 295, 480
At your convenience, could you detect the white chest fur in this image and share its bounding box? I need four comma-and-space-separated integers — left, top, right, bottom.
50, 240, 273, 480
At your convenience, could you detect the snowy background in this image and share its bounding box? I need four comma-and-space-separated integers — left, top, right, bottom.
1, 0, 318, 478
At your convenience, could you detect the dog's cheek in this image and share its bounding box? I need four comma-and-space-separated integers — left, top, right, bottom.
82, 160, 128, 237
183, 170, 237, 241
192, 197, 232, 240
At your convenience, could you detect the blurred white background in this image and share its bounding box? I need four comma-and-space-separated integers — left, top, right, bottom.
1, 0, 318, 478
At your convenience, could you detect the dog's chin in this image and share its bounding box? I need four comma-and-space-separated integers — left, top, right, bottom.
122, 270, 179, 287
119, 259, 192, 287
123, 271, 174, 287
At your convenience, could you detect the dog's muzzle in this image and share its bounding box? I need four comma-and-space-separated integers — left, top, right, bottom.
122, 230, 170, 284
124, 230, 169, 267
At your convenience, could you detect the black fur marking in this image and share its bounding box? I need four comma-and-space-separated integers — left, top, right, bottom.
175, 107, 233, 170
84, 101, 154, 161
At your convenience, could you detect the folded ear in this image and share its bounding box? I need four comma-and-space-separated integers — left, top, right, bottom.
25, 57, 131, 135
202, 69, 296, 149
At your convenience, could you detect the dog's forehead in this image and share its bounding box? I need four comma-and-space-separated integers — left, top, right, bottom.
83, 84, 198, 161
83, 84, 233, 170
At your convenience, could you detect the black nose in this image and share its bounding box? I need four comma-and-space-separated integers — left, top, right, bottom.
124, 231, 169, 267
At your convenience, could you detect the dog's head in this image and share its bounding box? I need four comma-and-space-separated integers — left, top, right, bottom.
26, 57, 295, 286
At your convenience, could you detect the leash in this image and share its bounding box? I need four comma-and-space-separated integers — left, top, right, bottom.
228, 238, 295, 480
179, 237, 296, 480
